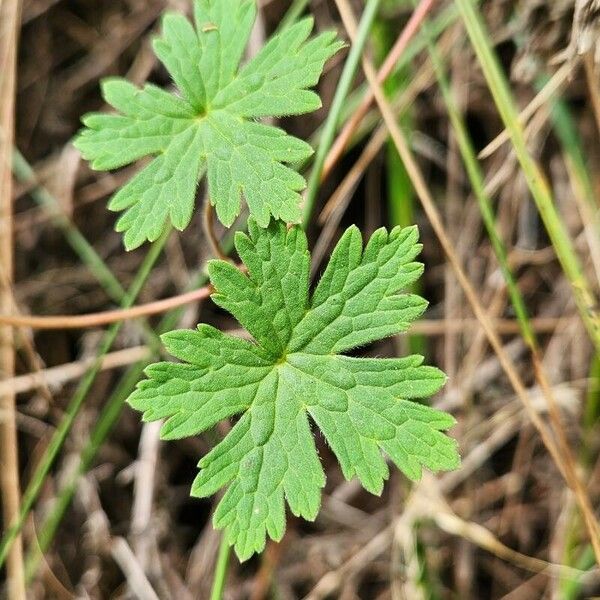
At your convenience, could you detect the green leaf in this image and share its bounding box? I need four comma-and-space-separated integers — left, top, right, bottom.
128, 220, 460, 560
74, 0, 343, 249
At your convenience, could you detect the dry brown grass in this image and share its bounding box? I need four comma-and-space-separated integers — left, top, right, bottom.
1, 0, 599, 598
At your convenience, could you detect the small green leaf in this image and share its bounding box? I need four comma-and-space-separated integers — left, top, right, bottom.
128, 220, 460, 561
74, 0, 343, 249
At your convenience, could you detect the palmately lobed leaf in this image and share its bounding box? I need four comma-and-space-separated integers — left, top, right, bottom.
128, 220, 460, 560
74, 0, 343, 249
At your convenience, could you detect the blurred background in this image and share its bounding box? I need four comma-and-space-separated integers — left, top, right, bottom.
1, 0, 600, 598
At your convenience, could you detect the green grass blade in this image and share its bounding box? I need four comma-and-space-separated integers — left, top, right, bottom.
303, 0, 383, 222
23, 362, 149, 581
275, 0, 311, 33
12, 149, 125, 304
12, 149, 162, 349
303, 1, 466, 174
544, 84, 600, 278
210, 534, 231, 600
454, 0, 600, 352
0, 228, 170, 569
418, 10, 536, 348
